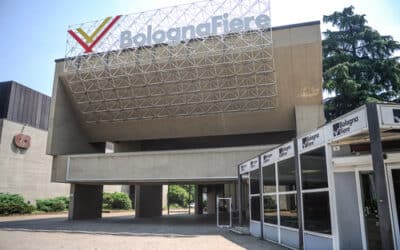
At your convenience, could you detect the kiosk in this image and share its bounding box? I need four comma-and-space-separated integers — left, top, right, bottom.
238, 103, 400, 250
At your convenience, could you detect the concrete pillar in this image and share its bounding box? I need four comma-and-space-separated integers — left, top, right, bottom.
207, 186, 216, 214
68, 184, 103, 220
162, 185, 168, 210
135, 184, 162, 218
129, 185, 135, 209
194, 185, 200, 215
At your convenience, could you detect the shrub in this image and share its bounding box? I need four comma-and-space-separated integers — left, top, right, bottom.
103, 192, 131, 210
168, 185, 189, 207
36, 197, 66, 212
0, 193, 34, 215
55, 196, 69, 209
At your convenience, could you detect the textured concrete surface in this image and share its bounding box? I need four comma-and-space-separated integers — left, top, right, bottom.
52, 145, 273, 183
0, 213, 286, 250
0, 119, 69, 204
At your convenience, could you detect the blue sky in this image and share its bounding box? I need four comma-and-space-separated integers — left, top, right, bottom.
0, 0, 399, 96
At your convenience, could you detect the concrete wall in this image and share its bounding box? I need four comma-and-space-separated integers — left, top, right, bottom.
46, 63, 105, 156
0, 119, 69, 203
0, 119, 122, 203
51, 145, 274, 183
295, 104, 325, 136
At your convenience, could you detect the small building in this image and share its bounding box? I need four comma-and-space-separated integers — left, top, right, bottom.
238, 103, 400, 250
0, 81, 69, 203
0, 81, 125, 204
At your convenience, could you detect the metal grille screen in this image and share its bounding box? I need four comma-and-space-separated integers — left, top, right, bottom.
62, 0, 277, 123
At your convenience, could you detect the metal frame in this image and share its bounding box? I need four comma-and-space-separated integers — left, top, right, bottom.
217, 197, 232, 227
366, 103, 394, 250
62, 0, 277, 124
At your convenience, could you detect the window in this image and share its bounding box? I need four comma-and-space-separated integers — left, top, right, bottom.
251, 196, 260, 221
300, 147, 328, 190
279, 194, 298, 228
263, 164, 276, 193
303, 191, 331, 234
278, 158, 296, 192
264, 195, 277, 224
250, 169, 260, 194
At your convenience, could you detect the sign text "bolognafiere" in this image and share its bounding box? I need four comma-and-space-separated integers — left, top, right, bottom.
120, 13, 270, 48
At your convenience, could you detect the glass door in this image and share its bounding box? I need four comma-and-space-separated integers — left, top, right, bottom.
360, 172, 382, 250
389, 168, 400, 250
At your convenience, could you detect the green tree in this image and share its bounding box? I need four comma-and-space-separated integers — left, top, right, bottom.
168, 185, 189, 207
323, 6, 400, 120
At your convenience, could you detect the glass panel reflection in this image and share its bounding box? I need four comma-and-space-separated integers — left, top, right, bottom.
303, 191, 332, 234
263, 164, 276, 193
279, 194, 298, 228
264, 195, 277, 224
300, 147, 328, 190
251, 196, 260, 221
278, 158, 296, 192
250, 169, 260, 194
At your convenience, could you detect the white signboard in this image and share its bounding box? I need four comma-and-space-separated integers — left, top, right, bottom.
261, 149, 277, 167
379, 104, 400, 127
326, 108, 368, 141
277, 142, 294, 161
298, 128, 325, 153
239, 157, 259, 174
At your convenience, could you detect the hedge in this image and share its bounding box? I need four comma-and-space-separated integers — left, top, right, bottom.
36, 197, 69, 212
0, 193, 34, 215
103, 192, 132, 210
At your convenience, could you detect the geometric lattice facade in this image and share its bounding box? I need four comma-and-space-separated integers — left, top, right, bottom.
62, 0, 277, 123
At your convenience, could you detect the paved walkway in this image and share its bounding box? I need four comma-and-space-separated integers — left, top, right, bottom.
0, 213, 286, 250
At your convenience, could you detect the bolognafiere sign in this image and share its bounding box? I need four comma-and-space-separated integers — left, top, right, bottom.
63, 0, 276, 123
65, 0, 272, 57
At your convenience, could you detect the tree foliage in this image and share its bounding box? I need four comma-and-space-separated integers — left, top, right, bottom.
323, 6, 400, 120
103, 192, 132, 210
168, 185, 190, 207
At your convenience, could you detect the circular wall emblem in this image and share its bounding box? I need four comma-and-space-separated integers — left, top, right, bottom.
14, 134, 31, 149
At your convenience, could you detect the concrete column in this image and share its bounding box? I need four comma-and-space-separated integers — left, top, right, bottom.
207, 186, 216, 214
162, 185, 168, 210
194, 185, 200, 215
135, 184, 162, 218
68, 184, 103, 220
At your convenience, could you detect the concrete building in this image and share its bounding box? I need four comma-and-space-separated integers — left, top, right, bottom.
0, 81, 125, 204
48, 0, 324, 220
47, 16, 324, 219
0, 81, 69, 203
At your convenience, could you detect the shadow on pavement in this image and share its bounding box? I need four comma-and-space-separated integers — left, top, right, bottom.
0, 214, 285, 249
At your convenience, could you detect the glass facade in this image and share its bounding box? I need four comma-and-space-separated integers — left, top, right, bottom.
264, 195, 277, 224
250, 169, 260, 194
251, 196, 260, 221
278, 158, 296, 192
279, 194, 298, 228
300, 147, 328, 190
263, 164, 276, 193
303, 191, 332, 234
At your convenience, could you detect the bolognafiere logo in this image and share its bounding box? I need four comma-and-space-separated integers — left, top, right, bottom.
68, 15, 122, 53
